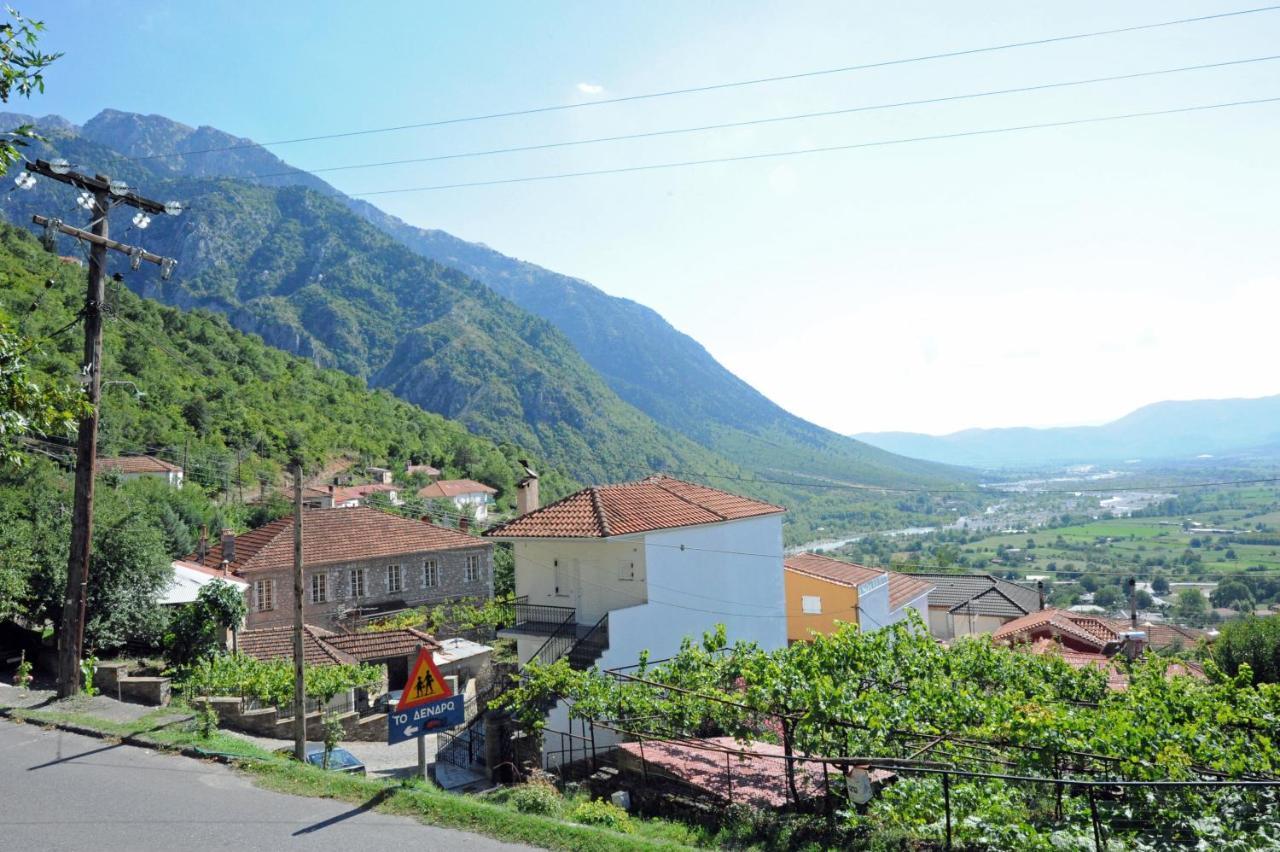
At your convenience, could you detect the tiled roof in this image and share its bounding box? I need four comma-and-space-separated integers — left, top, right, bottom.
994, 609, 1117, 651
784, 553, 884, 588
324, 628, 438, 662
238, 625, 356, 666
887, 572, 935, 610
417, 479, 497, 499
1105, 618, 1204, 651
407, 464, 441, 477
189, 506, 487, 575
331, 483, 397, 504
485, 475, 785, 539
99, 455, 181, 475
909, 572, 1040, 616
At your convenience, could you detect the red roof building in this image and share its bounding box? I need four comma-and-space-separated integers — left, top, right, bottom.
99, 455, 184, 487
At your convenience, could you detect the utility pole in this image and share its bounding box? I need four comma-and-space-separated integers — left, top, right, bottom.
292, 462, 306, 761
25, 159, 180, 699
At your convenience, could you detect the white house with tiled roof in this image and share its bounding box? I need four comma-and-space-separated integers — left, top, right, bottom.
485, 474, 787, 765
99, 454, 184, 487
189, 507, 492, 631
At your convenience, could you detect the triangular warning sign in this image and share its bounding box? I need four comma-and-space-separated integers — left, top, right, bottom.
396, 647, 452, 711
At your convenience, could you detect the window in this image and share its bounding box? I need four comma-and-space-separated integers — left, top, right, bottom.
802, 595, 822, 615
465, 554, 481, 583
423, 560, 439, 588
309, 573, 327, 604
349, 568, 366, 598
388, 564, 403, 593
253, 579, 275, 612
618, 560, 636, 581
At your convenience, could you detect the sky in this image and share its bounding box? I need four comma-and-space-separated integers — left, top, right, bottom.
22, 1, 1280, 436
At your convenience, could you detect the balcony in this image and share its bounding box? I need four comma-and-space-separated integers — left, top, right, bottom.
501, 596, 577, 638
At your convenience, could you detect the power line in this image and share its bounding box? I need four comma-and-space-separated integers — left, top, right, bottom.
125, 4, 1280, 161
239, 54, 1280, 182
349, 96, 1280, 196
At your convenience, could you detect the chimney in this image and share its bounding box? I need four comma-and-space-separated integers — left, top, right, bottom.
1037, 580, 1045, 611
197, 525, 209, 562
1128, 577, 1137, 628
459, 516, 471, 534
1120, 630, 1147, 661
220, 528, 236, 564
517, 476, 540, 516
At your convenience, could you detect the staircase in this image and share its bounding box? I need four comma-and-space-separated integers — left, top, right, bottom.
566, 614, 609, 671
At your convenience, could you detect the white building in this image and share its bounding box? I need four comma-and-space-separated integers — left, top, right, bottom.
485, 474, 787, 765
418, 479, 498, 520
99, 455, 184, 488
161, 559, 248, 606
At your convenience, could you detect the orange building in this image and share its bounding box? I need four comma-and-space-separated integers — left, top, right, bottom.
784, 553, 933, 643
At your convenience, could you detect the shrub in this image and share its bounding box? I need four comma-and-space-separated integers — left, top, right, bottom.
508, 779, 564, 816
568, 799, 634, 833
194, 701, 219, 739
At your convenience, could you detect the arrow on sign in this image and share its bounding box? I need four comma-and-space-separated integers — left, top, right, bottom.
403, 725, 419, 737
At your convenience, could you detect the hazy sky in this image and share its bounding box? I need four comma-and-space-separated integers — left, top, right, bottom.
26, 1, 1280, 435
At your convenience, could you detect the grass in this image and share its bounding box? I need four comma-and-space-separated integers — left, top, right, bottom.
0, 701, 697, 850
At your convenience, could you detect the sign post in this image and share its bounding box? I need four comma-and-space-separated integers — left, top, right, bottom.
388, 647, 465, 778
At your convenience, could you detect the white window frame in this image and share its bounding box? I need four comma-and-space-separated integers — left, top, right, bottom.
387, 563, 403, 593
465, 554, 480, 583
802, 595, 822, 615
309, 573, 327, 604
254, 579, 275, 612
349, 568, 366, 598
423, 560, 439, 588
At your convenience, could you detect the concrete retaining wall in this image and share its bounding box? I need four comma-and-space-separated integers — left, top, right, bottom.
194, 695, 389, 742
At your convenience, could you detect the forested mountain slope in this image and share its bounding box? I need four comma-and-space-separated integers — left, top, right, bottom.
48, 109, 967, 491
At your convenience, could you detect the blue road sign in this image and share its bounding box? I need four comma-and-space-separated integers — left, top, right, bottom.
387, 694, 465, 745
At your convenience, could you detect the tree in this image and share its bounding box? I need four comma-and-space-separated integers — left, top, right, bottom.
0, 8, 60, 174
165, 579, 247, 667
1152, 575, 1171, 595
1135, 589, 1154, 610
1175, 588, 1209, 625
0, 313, 88, 468
1214, 617, 1280, 684
1212, 581, 1255, 613
1093, 586, 1123, 610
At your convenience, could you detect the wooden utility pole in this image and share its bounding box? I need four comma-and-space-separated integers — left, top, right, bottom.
292, 462, 306, 761
25, 160, 179, 699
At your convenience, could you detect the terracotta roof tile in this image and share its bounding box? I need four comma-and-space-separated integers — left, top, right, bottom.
485, 475, 784, 539
189, 506, 487, 575
238, 625, 356, 666
325, 628, 438, 662
887, 572, 935, 610
994, 609, 1117, 651
331, 483, 397, 504
785, 553, 884, 588
417, 479, 497, 499
99, 455, 181, 475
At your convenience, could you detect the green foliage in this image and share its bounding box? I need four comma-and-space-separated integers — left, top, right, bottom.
0, 309, 88, 468
321, 712, 343, 769
506, 615, 1280, 846
568, 799, 633, 833
507, 777, 564, 816
194, 701, 219, 739
164, 579, 247, 667
364, 595, 512, 636
80, 654, 97, 696
13, 650, 32, 689
0, 8, 60, 175
177, 653, 381, 709
1214, 616, 1280, 684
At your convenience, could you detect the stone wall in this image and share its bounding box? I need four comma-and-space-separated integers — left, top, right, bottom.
94, 661, 172, 706
195, 695, 389, 742
244, 544, 494, 631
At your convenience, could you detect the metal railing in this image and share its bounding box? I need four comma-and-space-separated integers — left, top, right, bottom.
527, 607, 579, 667
437, 712, 487, 770
568, 613, 609, 670
511, 596, 577, 633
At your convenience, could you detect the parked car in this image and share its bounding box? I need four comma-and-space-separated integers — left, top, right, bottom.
275, 743, 366, 775
375, 690, 403, 713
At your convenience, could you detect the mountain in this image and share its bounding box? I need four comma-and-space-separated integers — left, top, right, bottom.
0, 109, 965, 499
856, 395, 1280, 468
0, 221, 574, 502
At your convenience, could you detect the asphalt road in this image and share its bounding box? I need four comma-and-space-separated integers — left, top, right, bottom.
0, 719, 527, 851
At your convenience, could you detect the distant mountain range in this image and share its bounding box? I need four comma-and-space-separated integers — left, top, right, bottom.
856, 395, 1280, 468
0, 109, 964, 497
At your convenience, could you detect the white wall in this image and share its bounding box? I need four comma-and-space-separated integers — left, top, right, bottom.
884, 590, 930, 629
514, 538, 647, 630
855, 575, 890, 631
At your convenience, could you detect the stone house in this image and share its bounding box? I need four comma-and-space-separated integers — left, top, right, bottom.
188, 506, 493, 631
